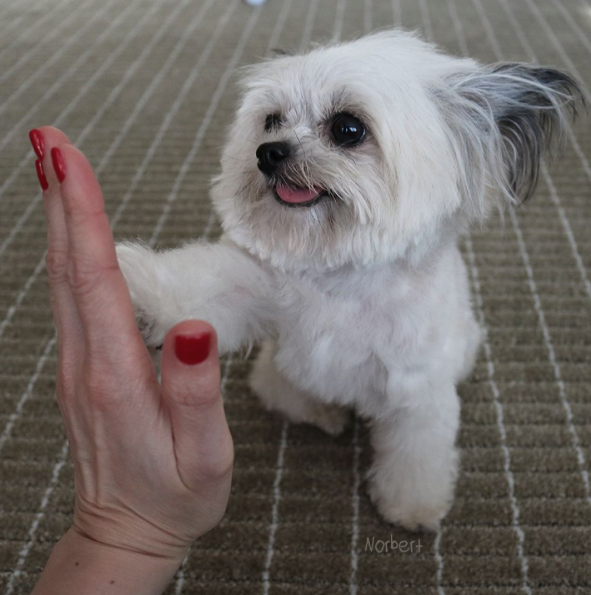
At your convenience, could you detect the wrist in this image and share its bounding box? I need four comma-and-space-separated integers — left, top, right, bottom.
32, 527, 186, 595
72, 503, 193, 561
68, 524, 189, 564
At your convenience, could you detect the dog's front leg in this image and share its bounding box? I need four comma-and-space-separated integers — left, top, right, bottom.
367, 385, 460, 531
115, 236, 275, 354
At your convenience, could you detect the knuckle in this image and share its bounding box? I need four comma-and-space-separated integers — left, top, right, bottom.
66, 260, 119, 299
66, 260, 99, 298
174, 387, 219, 410
45, 248, 69, 283
199, 436, 234, 482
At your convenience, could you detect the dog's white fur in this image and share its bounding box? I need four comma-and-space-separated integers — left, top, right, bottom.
116, 31, 582, 530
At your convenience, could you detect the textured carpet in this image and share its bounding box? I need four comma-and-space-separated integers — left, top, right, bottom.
1, 0, 590, 593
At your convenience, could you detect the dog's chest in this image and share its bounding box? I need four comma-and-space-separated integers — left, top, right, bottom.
270, 268, 435, 408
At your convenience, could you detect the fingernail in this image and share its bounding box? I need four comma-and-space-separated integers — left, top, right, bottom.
29, 129, 45, 160
51, 147, 66, 183
175, 332, 211, 365
35, 159, 49, 191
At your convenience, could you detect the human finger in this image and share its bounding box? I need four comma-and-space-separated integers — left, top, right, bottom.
49, 143, 146, 358
32, 126, 85, 363
160, 320, 234, 492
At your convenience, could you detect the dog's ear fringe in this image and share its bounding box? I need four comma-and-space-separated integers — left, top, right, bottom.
434, 63, 586, 216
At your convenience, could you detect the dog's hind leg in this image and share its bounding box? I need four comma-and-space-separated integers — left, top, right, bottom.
248, 340, 350, 436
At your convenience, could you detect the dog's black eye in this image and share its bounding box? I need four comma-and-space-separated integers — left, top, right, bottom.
265, 113, 281, 132
330, 113, 366, 147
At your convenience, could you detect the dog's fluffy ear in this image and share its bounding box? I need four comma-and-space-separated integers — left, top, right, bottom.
436, 64, 585, 216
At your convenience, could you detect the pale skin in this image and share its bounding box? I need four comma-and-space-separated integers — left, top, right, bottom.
30, 126, 234, 595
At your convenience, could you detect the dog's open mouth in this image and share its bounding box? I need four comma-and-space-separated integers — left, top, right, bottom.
273, 184, 327, 208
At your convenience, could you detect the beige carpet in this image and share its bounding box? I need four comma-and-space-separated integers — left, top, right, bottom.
1, 0, 590, 593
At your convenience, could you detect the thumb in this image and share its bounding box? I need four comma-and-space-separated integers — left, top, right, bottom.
161, 320, 234, 491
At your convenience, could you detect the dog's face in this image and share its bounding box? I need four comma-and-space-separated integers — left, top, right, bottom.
211, 31, 582, 272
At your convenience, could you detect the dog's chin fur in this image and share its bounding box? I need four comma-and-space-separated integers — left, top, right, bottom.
117, 30, 584, 530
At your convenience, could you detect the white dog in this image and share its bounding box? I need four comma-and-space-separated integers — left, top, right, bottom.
116, 31, 583, 530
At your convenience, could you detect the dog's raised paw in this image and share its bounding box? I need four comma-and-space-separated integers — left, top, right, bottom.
116, 242, 168, 348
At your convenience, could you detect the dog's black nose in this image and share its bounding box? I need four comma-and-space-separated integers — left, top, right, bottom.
256, 142, 291, 176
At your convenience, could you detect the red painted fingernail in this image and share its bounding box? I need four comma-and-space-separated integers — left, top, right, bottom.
51, 147, 66, 183
35, 159, 49, 191
29, 129, 45, 160
175, 332, 211, 365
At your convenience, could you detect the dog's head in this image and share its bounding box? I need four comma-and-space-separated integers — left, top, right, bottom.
211, 30, 584, 271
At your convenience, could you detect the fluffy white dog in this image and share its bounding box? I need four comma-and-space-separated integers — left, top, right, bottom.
116, 31, 583, 530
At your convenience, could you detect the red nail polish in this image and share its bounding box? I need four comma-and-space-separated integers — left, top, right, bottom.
29, 129, 45, 160
51, 147, 66, 183
175, 332, 211, 365
35, 159, 49, 191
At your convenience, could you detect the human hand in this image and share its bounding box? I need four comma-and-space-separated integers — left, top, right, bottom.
31, 127, 234, 564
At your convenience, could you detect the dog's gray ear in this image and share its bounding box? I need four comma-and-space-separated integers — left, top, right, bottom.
439, 64, 585, 206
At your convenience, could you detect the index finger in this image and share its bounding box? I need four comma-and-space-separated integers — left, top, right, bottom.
51, 144, 147, 357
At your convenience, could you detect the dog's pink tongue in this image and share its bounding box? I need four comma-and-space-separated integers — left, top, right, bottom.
275, 185, 321, 204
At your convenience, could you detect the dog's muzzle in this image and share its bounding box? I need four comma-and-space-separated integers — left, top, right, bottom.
256, 141, 328, 207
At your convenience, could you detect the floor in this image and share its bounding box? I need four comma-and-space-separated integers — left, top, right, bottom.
0, 0, 590, 593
